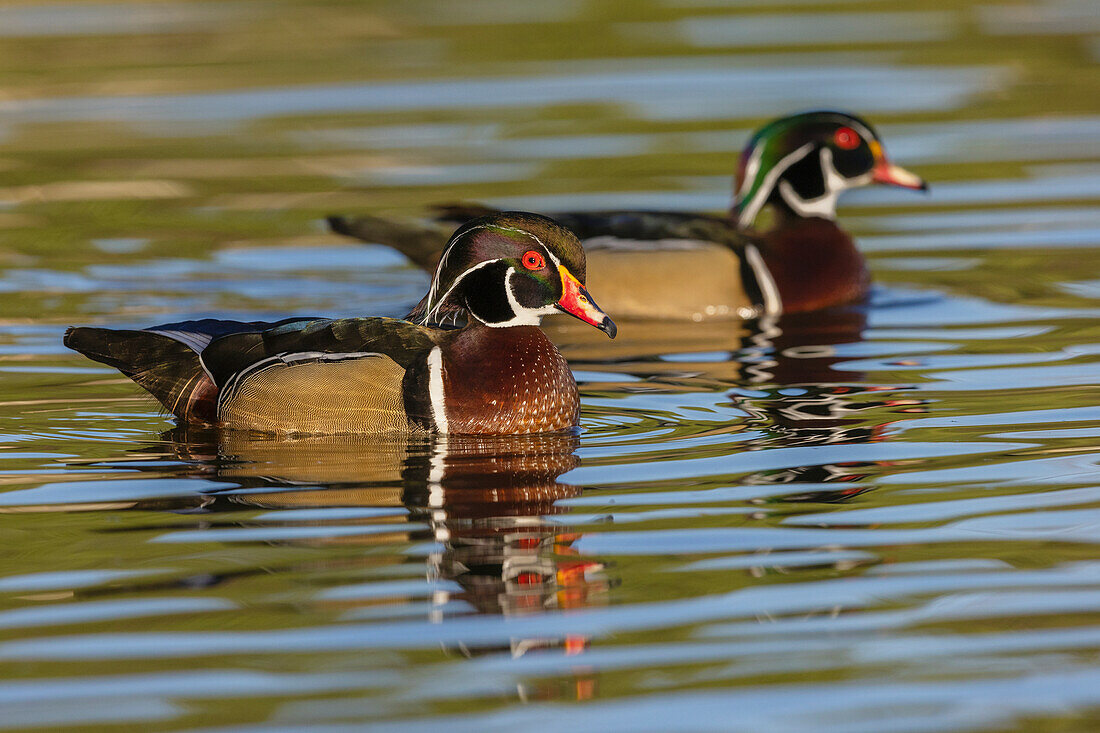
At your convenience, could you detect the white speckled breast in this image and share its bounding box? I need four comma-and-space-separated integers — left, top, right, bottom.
438, 325, 579, 435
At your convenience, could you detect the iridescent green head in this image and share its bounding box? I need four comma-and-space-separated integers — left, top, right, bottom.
732, 110, 926, 229
411, 212, 615, 338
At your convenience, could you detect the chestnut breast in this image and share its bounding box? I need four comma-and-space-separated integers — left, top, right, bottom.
439, 326, 579, 434
763, 218, 869, 313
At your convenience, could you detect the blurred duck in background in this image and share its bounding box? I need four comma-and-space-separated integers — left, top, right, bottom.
330, 110, 927, 321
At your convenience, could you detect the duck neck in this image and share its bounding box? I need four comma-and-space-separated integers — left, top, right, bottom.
759, 217, 868, 314
762, 198, 813, 231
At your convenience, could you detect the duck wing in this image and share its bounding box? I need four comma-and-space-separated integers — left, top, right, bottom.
198, 317, 438, 388
63, 317, 316, 423
200, 317, 442, 434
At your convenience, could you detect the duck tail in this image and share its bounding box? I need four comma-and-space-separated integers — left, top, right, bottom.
326, 214, 452, 272
63, 327, 216, 423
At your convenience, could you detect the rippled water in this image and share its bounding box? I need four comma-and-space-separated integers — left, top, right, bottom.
1, 1, 1099, 730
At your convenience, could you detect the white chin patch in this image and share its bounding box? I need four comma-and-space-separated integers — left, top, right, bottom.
481, 268, 555, 328
779, 147, 870, 220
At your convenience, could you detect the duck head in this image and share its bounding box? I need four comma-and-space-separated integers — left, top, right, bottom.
411, 212, 616, 338
732, 110, 926, 230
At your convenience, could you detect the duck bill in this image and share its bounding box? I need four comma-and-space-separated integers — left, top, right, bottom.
556, 266, 617, 339
873, 160, 927, 190
870, 142, 927, 191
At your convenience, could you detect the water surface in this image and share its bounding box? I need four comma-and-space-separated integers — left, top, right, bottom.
1, 1, 1099, 730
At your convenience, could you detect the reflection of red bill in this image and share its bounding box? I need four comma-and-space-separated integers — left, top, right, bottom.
565, 635, 587, 656
557, 265, 617, 338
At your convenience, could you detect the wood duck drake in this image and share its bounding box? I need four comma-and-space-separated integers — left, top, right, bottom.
65, 212, 616, 435
329, 110, 926, 321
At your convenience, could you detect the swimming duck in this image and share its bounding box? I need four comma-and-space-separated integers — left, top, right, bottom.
64, 212, 615, 435
329, 110, 926, 320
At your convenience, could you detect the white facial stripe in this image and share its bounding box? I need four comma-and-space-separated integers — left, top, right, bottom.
427, 346, 448, 433
842, 118, 876, 143
422, 238, 456, 318
736, 142, 815, 229
480, 267, 557, 328
779, 179, 836, 219
744, 243, 782, 317
486, 222, 548, 251
421, 258, 499, 325
491, 223, 561, 279
424, 222, 560, 321
544, 246, 562, 269
736, 142, 765, 198
424, 223, 505, 316
424, 251, 561, 327
778, 147, 873, 221
735, 118, 881, 228
504, 268, 530, 322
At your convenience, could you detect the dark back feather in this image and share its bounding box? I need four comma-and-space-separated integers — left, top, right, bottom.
63, 318, 317, 422
64, 327, 211, 420
199, 317, 439, 389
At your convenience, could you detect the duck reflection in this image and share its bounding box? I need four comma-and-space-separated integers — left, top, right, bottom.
552, 306, 926, 498
733, 313, 926, 492
162, 427, 608, 689
545, 307, 869, 385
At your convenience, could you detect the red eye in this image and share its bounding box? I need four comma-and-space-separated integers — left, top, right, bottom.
834, 127, 860, 150
521, 250, 545, 270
